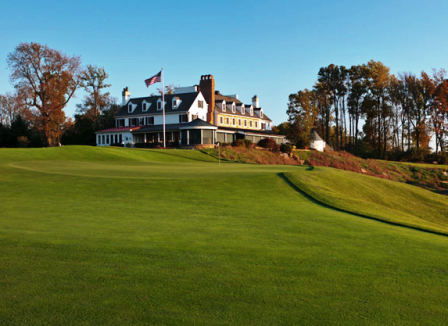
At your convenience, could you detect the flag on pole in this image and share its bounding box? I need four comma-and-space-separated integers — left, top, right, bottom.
145, 71, 162, 87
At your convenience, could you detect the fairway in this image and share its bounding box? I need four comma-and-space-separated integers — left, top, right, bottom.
1, 146, 448, 325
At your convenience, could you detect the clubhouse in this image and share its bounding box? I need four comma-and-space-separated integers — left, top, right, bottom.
96, 74, 285, 147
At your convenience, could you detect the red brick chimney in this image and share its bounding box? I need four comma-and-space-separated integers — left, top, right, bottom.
199, 75, 215, 124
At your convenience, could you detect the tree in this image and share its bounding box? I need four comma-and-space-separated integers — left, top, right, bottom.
431, 70, 448, 154
7, 42, 81, 146
150, 84, 178, 96
347, 64, 369, 153
0, 91, 31, 127
78, 65, 112, 118
365, 60, 391, 158
287, 89, 319, 147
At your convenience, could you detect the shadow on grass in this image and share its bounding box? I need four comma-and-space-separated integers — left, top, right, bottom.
278, 172, 448, 239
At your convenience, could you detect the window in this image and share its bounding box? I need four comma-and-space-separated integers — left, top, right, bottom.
250, 108, 253, 116
146, 116, 154, 125
244, 120, 247, 127
157, 101, 162, 110
242, 107, 245, 114
139, 117, 144, 126
249, 121, 253, 127
238, 119, 241, 126
173, 97, 180, 109
255, 121, 258, 128
102, 135, 105, 144
198, 100, 204, 108
128, 104, 133, 113
222, 102, 226, 112
142, 103, 147, 111
220, 116, 223, 124
233, 118, 236, 125
106, 135, 109, 144
226, 117, 230, 124
179, 114, 188, 123
98, 135, 101, 145
232, 104, 235, 113
260, 110, 263, 118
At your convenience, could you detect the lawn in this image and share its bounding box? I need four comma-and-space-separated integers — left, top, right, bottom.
285, 166, 448, 235
1, 146, 448, 325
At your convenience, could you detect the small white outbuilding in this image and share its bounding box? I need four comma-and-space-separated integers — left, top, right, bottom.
310, 129, 326, 152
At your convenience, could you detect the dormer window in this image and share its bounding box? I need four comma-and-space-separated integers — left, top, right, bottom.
172, 97, 181, 109
222, 101, 226, 112
157, 99, 164, 111
128, 103, 133, 113
142, 103, 146, 111
260, 109, 263, 118
250, 108, 253, 116
232, 104, 235, 113
241, 106, 245, 115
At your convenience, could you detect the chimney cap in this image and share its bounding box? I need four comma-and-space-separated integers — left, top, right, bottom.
200, 74, 214, 81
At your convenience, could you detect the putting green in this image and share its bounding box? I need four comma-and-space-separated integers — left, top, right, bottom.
9, 160, 304, 179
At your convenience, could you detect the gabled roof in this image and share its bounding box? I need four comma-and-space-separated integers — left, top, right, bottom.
116, 92, 200, 117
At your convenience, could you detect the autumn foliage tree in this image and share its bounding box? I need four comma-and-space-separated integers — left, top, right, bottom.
287, 89, 319, 147
7, 42, 81, 146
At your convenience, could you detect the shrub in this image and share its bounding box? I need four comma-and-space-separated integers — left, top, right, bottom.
257, 138, 279, 151
17, 136, 30, 148
280, 142, 293, 153
232, 139, 252, 148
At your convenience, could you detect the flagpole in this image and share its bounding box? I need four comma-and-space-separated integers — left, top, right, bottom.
162, 68, 166, 148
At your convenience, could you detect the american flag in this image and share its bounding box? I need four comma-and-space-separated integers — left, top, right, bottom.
145, 71, 162, 87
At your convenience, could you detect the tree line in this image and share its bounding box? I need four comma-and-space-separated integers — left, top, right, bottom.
0, 42, 116, 147
282, 61, 448, 161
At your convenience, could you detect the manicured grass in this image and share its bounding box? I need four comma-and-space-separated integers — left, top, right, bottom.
285, 167, 448, 235
1, 146, 448, 325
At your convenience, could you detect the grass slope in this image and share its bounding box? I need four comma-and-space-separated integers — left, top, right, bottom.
285, 167, 448, 235
1, 146, 448, 325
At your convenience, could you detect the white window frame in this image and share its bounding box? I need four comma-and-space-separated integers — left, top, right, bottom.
157, 99, 164, 111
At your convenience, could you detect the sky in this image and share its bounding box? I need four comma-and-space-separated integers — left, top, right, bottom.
1, 0, 448, 126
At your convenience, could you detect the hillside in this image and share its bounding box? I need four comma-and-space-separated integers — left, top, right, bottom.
285, 167, 448, 236
1, 146, 448, 325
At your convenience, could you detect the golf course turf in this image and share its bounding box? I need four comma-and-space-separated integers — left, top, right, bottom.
1, 146, 448, 325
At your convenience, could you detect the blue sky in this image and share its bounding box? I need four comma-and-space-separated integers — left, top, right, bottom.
1, 0, 447, 125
